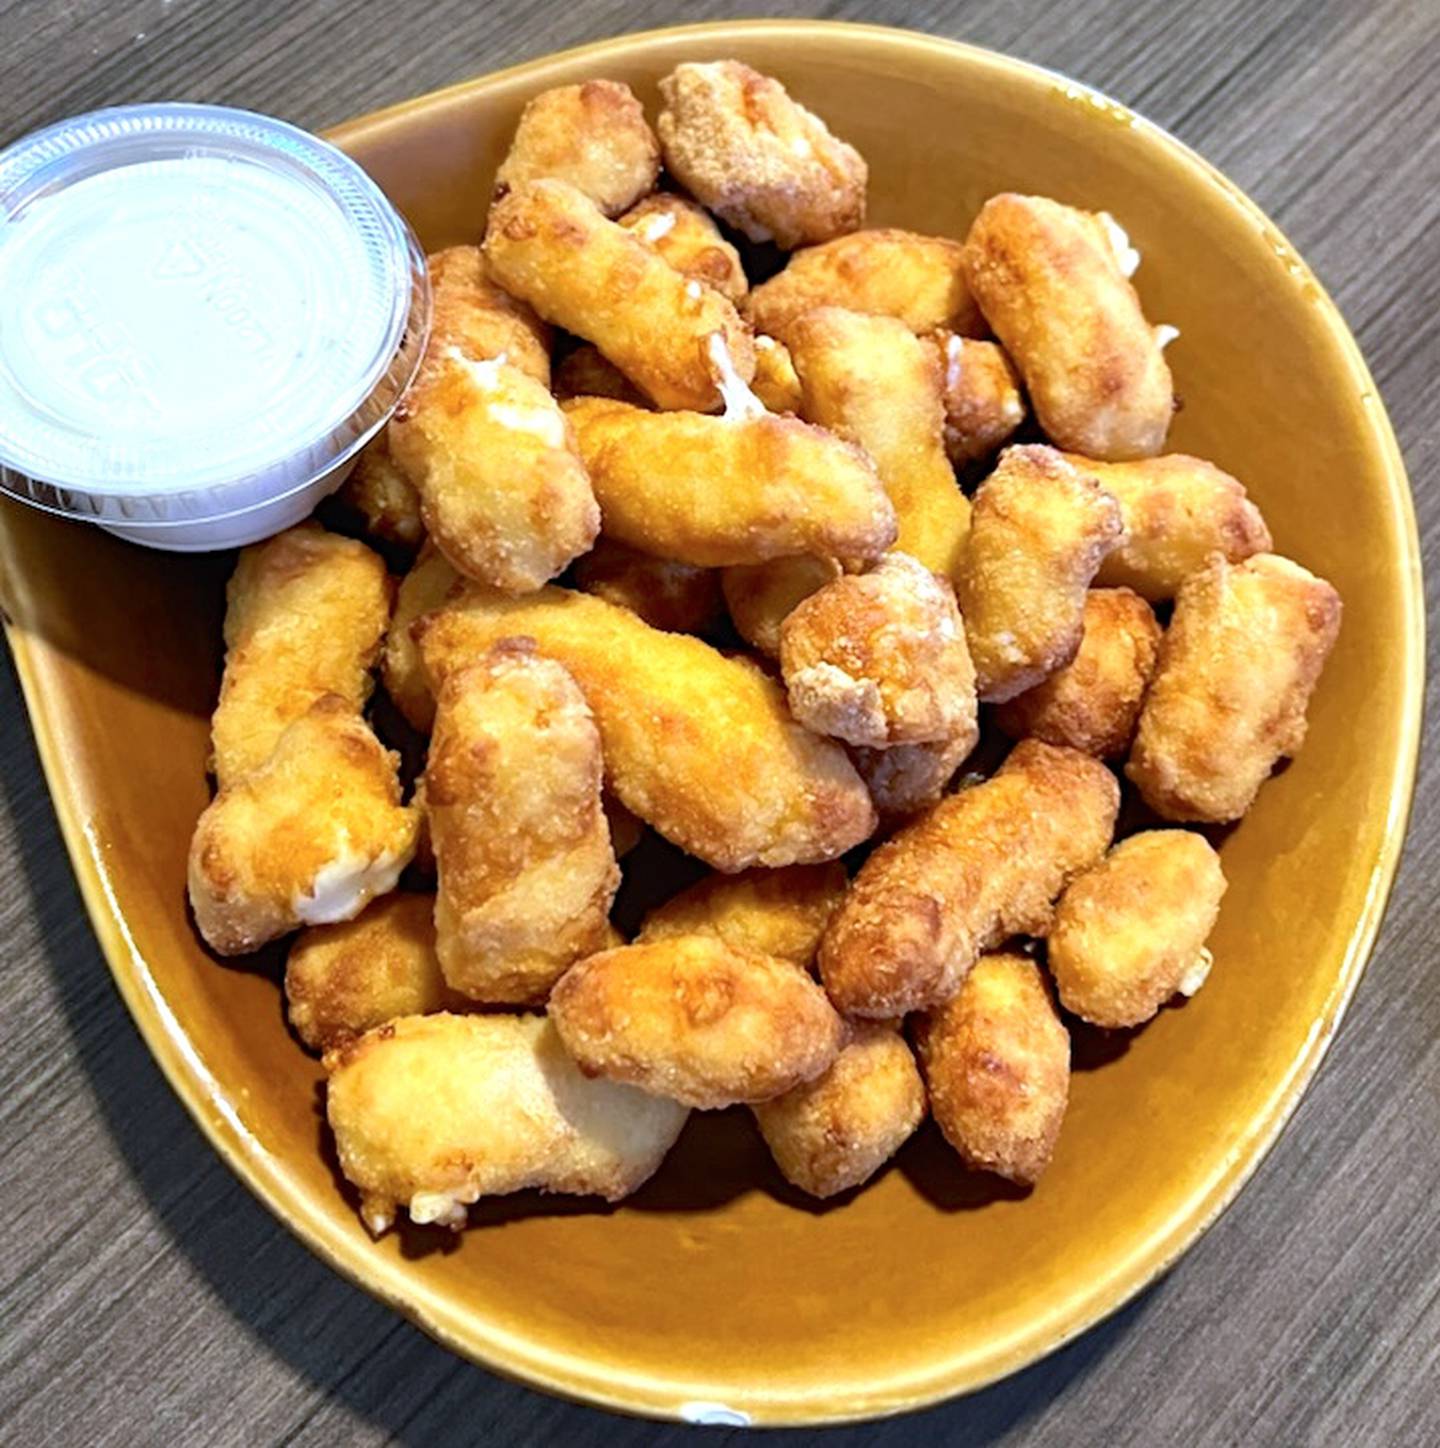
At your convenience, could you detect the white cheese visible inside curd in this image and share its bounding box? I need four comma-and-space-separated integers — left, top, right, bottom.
295, 848, 406, 925
1099, 211, 1141, 278
705, 332, 766, 423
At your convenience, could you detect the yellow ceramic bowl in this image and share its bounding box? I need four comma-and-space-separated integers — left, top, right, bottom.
0, 20, 1422, 1427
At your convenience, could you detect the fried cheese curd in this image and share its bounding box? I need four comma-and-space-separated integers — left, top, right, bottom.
850, 730, 978, 823
329, 432, 425, 559
423, 244, 553, 386
962, 194, 1174, 460
619, 192, 748, 302
285, 892, 458, 1054
416, 585, 876, 870
779, 552, 978, 750
552, 343, 650, 406
955, 445, 1124, 703
210, 523, 392, 790
571, 537, 725, 637
994, 587, 1162, 758
483, 178, 754, 411
753, 1021, 926, 1198
819, 740, 1119, 1018
636, 862, 849, 969
655, 60, 866, 249
721, 555, 840, 658
189, 697, 419, 956
326, 1012, 688, 1233
914, 951, 1069, 1186
563, 390, 895, 568
381, 544, 459, 733
427, 643, 618, 1004
751, 334, 803, 413
493, 80, 660, 218
1127, 553, 1342, 822
1066, 453, 1274, 601
548, 936, 844, 1108
1049, 830, 1227, 1028
746, 228, 984, 339
933, 332, 1027, 466
788, 307, 971, 578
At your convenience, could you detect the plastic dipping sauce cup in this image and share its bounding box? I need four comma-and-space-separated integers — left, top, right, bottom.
0, 103, 431, 550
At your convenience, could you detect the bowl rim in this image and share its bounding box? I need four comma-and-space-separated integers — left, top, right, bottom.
3, 17, 1424, 1427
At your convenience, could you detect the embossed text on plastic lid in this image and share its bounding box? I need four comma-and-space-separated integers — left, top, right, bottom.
0, 103, 429, 549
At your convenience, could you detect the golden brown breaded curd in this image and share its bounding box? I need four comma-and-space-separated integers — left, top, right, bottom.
548, 936, 845, 1108
721, 555, 840, 657
211, 523, 392, 790
746, 228, 984, 339
285, 893, 457, 1054
427, 643, 619, 1004
326, 1012, 688, 1233
955, 445, 1124, 703
189, 697, 419, 956
915, 951, 1069, 1186
1065, 453, 1274, 601
329, 433, 425, 558
1127, 553, 1342, 823
962, 194, 1174, 460
416, 584, 876, 871
750, 334, 803, 413
552, 343, 650, 406
819, 740, 1118, 1018
933, 332, 1027, 465
571, 537, 725, 637
753, 1022, 926, 1197
637, 862, 849, 969
788, 307, 971, 579
381, 544, 459, 733
619, 192, 748, 302
655, 60, 866, 249
389, 349, 600, 594
563, 393, 895, 568
780, 553, 978, 750
994, 588, 1162, 758
850, 728, 978, 822
424, 245, 552, 387
1050, 830, 1227, 1027
483, 178, 754, 411
493, 80, 660, 218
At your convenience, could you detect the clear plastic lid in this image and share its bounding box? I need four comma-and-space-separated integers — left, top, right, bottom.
0, 103, 429, 527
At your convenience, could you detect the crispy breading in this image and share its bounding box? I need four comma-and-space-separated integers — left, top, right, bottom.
389, 349, 599, 593
427, 643, 618, 1004
751, 334, 803, 413
746, 228, 983, 338
788, 307, 970, 578
933, 332, 1026, 465
994, 588, 1162, 758
329, 432, 425, 558
326, 1012, 688, 1233
914, 951, 1069, 1186
285, 893, 457, 1053
955, 445, 1124, 703
819, 740, 1118, 1017
962, 194, 1174, 459
416, 584, 876, 870
637, 862, 849, 968
189, 697, 419, 956
1050, 830, 1227, 1027
619, 192, 748, 301
1064, 453, 1274, 601
211, 523, 392, 789
423, 244, 552, 387
849, 729, 978, 822
1127, 553, 1342, 822
493, 80, 660, 218
656, 61, 866, 249
780, 552, 978, 749
548, 936, 844, 1108
753, 1021, 926, 1197
571, 538, 725, 637
484, 178, 754, 411
563, 394, 895, 567
721, 556, 840, 657
381, 544, 459, 733
552, 343, 651, 406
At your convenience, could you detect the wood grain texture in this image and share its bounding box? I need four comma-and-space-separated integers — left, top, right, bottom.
0, 1, 1436, 1443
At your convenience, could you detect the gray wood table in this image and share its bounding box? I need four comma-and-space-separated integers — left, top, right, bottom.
1, 1, 1435, 1443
